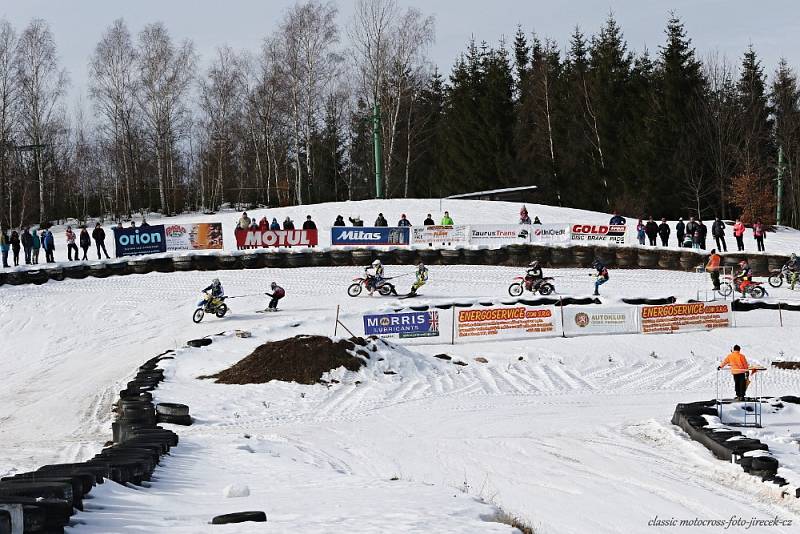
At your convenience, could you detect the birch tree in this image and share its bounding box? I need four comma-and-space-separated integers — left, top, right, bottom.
0, 20, 17, 226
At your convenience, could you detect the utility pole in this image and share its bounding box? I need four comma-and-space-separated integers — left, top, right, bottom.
777, 145, 785, 226
372, 102, 383, 199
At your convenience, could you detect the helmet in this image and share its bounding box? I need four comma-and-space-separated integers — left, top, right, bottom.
791, 253, 797, 260
591, 258, 600, 267
212, 278, 220, 286
739, 260, 747, 267
528, 260, 539, 268
418, 262, 426, 270
372, 259, 381, 267
270, 281, 277, 289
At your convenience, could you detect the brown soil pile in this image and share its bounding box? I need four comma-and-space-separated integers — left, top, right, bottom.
206, 335, 374, 385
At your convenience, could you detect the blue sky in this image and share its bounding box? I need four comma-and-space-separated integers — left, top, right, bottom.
2, 0, 799, 105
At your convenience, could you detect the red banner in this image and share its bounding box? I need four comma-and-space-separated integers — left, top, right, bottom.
235, 228, 318, 249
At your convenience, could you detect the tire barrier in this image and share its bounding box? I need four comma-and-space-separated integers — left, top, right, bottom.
394, 248, 417, 265
218, 254, 241, 270
286, 251, 312, 268
768, 255, 787, 272
418, 248, 441, 265
637, 248, 659, 268
657, 250, 681, 270
173, 255, 195, 272
195, 255, 220, 271
615, 247, 638, 267
211, 511, 267, 525
549, 247, 573, 267
63, 264, 89, 279
671, 400, 791, 492
25, 270, 50, 286
595, 247, 616, 268
264, 251, 287, 268
311, 250, 332, 267
621, 297, 676, 305
351, 249, 375, 266
504, 245, 528, 267
89, 262, 112, 278
440, 249, 462, 265
731, 299, 800, 312
572, 246, 595, 268
128, 258, 152, 275
187, 338, 212, 348
679, 250, 703, 271
529, 245, 551, 266
330, 250, 352, 266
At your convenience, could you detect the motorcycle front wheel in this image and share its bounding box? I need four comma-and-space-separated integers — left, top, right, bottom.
192, 308, 205, 323
508, 283, 524, 297
347, 283, 363, 297
215, 303, 228, 318
768, 274, 784, 288
718, 283, 733, 297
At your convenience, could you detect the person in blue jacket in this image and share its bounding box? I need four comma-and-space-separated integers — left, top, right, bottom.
592, 259, 610, 296
270, 218, 280, 231
43, 229, 56, 263
0, 227, 9, 268
31, 229, 41, 264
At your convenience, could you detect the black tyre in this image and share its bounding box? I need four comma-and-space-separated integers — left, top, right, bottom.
718, 283, 733, 297
211, 511, 267, 525
538, 283, 554, 296
187, 338, 212, 348
347, 283, 362, 297
156, 403, 189, 417
379, 284, 393, 296
0, 510, 10, 534
751, 456, 779, 472
158, 413, 192, 426
215, 304, 228, 318
768, 274, 784, 288
508, 283, 523, 297
192, 308, 204, 323
749, 286, 765, 299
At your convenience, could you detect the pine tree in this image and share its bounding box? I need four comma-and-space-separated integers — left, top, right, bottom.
736, 45, 773, 177
772, 60, 800, 226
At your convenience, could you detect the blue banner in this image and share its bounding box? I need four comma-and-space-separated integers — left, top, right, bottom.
331, 226, 409, 246
114, 225, 167, 256
363, 311, 440, 338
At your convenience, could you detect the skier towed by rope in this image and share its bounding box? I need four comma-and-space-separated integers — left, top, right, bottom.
263, 281, 285, 312
591, 259, 609, 296
408, 262, 429, 296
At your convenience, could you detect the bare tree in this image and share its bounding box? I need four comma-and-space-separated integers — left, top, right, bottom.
0, 20, 18, 226
14, 18, 68, 222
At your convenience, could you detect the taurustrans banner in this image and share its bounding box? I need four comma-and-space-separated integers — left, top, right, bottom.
235, 228, 318, 248
165, 223, 224, 250
570, 224, 627, 244
113, 225, 167, 256
330, 227, 409, 246
469, 225, 533, 245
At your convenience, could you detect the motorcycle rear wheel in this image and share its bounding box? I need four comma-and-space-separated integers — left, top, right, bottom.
718, 283, 733, 297
379, 284, 393, 296
215, 303, 228, 318
749, 286, 766, 298
538, 283, 555, 296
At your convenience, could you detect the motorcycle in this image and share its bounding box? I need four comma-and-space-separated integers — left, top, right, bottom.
347, 272, 397, 297
768, 266, 799, 289
193, 293, 229, 323
718, 277, 767, 299
508, 275, 556, 297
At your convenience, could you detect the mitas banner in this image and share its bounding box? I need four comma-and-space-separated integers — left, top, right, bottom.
640, 302, 731, 334
165, 223, 223, 250
570, 224, 627, 244
235, 228, 318, 249
331, 227, 409, 246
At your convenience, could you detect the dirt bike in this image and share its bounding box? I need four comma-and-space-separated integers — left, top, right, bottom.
718, 277, 767, 299
347, 273, 396, 297
508, 276, 555, 297
768, 266, 799, 289
193, 294, 229, 323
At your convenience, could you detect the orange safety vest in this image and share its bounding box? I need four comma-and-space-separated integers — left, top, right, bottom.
706, 254, 721, 272
720, 351, 749, 374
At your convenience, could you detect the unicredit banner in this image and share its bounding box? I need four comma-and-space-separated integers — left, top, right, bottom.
530, 224, 570, 243
235, 228, 318, 248
114, 225, 167, 256
570, 224, 627, 244
331, 227, 410, 246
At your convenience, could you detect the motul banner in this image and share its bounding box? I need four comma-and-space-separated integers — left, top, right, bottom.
640, 302, 731, 334
235, 228, 318, 249
570, 224, 627, 244
530, 224, 571, 244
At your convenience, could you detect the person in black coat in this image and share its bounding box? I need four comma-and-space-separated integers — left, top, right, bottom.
676, 218, 685, 247
302, 215, 317, 248
644, 217, 659, 246
657, 218, 670, 246
21, 228, 33, 264
685, 217, 698, 243
423, 213, 435, 225
712, 218, 727, 252
10, 230, 20, 266
92, 223, 110, 259
333, 215, 345, 227
698, 220, 708, 250
374, 213, 388, 226
348, 216, 364, 227
79, 227, 91, 260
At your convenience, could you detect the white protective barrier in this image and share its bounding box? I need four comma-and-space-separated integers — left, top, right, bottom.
562, 306, 640, 336
410, 225, 470, 246
469, 225, 536, 246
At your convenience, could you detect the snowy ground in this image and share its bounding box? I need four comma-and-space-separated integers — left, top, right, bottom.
2, 264, 800, 533
3, 198, 800, 274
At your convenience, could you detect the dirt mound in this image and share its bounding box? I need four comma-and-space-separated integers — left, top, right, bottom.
206, 335, 374, 385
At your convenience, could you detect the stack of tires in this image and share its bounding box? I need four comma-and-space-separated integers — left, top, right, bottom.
173, 255, 195, 272
330, 249, 352, 266
63, 264, 89, 279
194, 255, 220, 271
394, 249, 417, 266
88, 262, 111, 278
311, 250, 331, 267
748, 255, 768, 276
440, 248, 461, 265
218, 254, 241, 270
128, 258, 152, 275
636, 248, 659, 268
419, 248, 441, 266
351, 249, 375, 266
528, 245, 551, 267
483, 247, 505, 266
549, 247, 573, 268
264, 251, 287, 268
286, 251, 313, 268
657, 249, 681, 270
504, 245, 528, 266
25, 270, 50, 285
615, 247, 638, 268
572, 246, 595, 268
679, 250, 702, 271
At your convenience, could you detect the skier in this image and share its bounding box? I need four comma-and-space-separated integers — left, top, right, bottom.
264, 282, 285, 312
591, 259, 609, 296
365, 259, 385, 296
658, 218, 671, 247
409, 262, 429, 295
525, 260, 545, 291
718, 345, 750, 401
784, 253, 800, 290
733, 260, 752, 294
706, 249, 722, 291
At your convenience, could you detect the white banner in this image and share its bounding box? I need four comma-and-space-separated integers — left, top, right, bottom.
562, 306, 640, 336
454, 304, 562, 342
469, 224, 533, 245
530, 224, 570, 243
640, 301, 731, 334
411, 225, 469, 246
570, 223, 627, 244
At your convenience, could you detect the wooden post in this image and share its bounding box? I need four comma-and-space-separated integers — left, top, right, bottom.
334, 305, 340, 336
778, 301, 783, 327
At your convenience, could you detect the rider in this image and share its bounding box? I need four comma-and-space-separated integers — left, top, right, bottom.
409, 262, 429, 295
785, 253, 800, 290
202, 278, 225, 306
525, 260, 545, 291
733, 260, 752, 294
365, 259, 385, 295
265, 281, 285, 312
591, 259, 609, 296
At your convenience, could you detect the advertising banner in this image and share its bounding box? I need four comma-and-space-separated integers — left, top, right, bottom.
235, 228, 318, 248
530, 224, 571, 244
469, 225, 532, 246
640, 302, 731, 334
570, 224, 627, 244
455, 304, 562, 342
331, 227, 409, 246
562, 306, 640, 336
411, 225, 469, 246
165, 223, 224, 250
362, 309, 448, 344
114, 225, 167, 257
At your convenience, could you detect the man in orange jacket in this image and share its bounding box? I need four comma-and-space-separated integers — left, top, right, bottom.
718, 345, 749, 400
706, 249, 722, 291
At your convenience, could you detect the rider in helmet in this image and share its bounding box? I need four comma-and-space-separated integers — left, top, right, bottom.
202, 278, 225, 306
409, 262, 429, 295
365, 259, 385, 295
265, 281, 285, 311
785, 253, 800, 290
734, 260, 752, 294
525, 260, 544, 291
591, 259, 609, 296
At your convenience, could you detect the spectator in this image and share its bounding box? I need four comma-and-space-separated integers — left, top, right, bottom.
733, 218, 746, 251
397, 214, 412, 227
129, 220, 136, 228
140, 217, 149, 227
1, 227, 10, 267
10, 230, 20, 266
644, 217, 658, 246
43, 229, 55, 263
682, 231, 693, 248
533, 216, 541, 224
116, 222, 123, 230
374, 213, 388, 226
302, 215, 317, 230
79, 226, 91, 260
270, 218, 280, 231
348, 216, 364, 226
685, 216, 698, 243
692, 225, 702, 250
706, 249, 722, 291
31, 228, 41, 264
636, 219, 646, 246
676, 217, 685, 247
333, 215, 345, 227
92, 223, 110, 259
65, 226, 79, 261
753, 220, 765, 251
699, 220, 708, 250
238, 212, 251, 230
440, 211, 454, 225
658, 218, 670, 246
712, 217, 727, 252
21, 228, 33, 264
259, 216, 268, 231
249, 220, 258, 230
423, 213, 435, 225
283, 216, 295, 230
519, 206, 532, 225
609, 212, 626, 225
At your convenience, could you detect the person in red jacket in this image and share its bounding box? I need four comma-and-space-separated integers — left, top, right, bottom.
718, 345, 750, 400
733, 219, 746, 251
752, 220, 766, 252
265, 281, 285, 312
